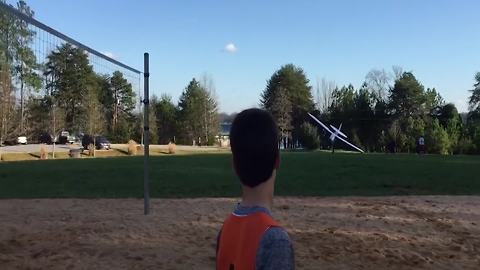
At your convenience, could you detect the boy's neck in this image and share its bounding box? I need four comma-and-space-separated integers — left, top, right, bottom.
240, 197, 271, 210
240, 176, 275, 210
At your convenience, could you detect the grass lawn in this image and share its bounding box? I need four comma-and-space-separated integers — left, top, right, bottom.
0, 151, 479, 198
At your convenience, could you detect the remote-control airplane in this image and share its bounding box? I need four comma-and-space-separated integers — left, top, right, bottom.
308, 113, 364, 153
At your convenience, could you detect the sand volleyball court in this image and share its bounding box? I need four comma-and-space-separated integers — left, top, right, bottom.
1, 197, 479, 269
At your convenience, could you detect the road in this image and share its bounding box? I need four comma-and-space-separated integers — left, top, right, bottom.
0, 143, 228, 154
0, 143, 80, 153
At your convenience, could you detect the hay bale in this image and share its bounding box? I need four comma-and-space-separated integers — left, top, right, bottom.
69, 149, 82, 158
40, 145, 48, 160
88, 144, 95, 157
168, 143, 176, 154
128, 140, 138, 156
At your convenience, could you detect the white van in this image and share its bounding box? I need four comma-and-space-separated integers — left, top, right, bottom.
17, 136, 27, 145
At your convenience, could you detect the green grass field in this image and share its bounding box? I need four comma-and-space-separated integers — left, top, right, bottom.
0, 152, 479, 198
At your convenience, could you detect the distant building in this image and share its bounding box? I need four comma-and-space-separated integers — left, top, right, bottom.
216, 122, 231, 147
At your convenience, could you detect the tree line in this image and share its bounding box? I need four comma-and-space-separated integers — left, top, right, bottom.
2, 0, 480, 154
151, 76, 219, 146
262, 64, 480, 154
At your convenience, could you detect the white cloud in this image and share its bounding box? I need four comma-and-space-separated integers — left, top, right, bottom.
103, 51, 117, 59
223, 43, 238, 53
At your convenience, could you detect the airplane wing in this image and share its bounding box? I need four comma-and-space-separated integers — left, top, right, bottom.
335, 135, 365, 153
329, 125, 348, 138
308, 113, 333, 134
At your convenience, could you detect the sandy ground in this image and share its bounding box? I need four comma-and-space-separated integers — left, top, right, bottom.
1, 197, 479, 270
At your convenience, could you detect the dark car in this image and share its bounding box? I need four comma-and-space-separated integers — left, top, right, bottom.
39, 133, 54, 144
2, 138, 17, 146
58, 131, 76, 144
82, 135, 111, 150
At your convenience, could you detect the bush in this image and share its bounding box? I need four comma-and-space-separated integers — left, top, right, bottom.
473, 126, 480, 154
454, 137, 476, 155
168, 142, 176, 154
425, 119, 450, 155
128, 140, 138, 156
299, 122, 320, 150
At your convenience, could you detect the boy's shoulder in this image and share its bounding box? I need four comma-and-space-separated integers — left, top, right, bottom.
262, 226, 291, 243
256, 226, 294, 270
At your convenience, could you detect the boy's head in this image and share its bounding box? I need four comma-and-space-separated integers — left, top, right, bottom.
230, 108, 279, 188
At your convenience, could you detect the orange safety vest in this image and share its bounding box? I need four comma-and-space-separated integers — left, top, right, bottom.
217, 212, 279, 270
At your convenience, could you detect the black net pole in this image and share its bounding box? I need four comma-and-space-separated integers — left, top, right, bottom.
143, 53, 150, 215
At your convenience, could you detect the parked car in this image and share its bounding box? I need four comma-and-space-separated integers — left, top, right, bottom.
2, 138, 17, 145
58, 131, 76, 144
82, 135, 111, 150
39, 133, 54, 144
17, 136, 27, 145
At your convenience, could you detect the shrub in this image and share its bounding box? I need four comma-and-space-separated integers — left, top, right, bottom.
425, 119, 450, 155
454, 137, 476, 155
299, 122, 320, 150
168, 142, 176, 154
40, 146, 48, 159
128, 140, 138, 156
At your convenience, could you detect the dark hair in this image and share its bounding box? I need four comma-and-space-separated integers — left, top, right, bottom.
230, 108, 279, 187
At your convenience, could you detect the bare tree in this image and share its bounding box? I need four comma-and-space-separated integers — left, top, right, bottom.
199, 73, 219, 145
392, 65, 404, 81
365, 69, 391, 100
85, 87, 104, 157
316, 77, 335, 113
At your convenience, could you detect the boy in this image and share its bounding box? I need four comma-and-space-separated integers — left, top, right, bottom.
216, 108, 295, 270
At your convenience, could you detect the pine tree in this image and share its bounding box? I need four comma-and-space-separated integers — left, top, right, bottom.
178, 78, 218, 145
261, 64, 314, 144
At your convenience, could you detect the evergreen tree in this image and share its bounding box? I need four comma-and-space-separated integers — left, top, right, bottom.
469, 72, 480, 113
13, 1, 41, 133
389, 72, 426, 118
154, 94, 178, 144
261, 64, 314, 144
44, 44, 95, 132
0, 0, 40, 141
109, 71, 135, 134
178, 78, 218, 145
148, 96, 158, 145
269, 86, 292, 147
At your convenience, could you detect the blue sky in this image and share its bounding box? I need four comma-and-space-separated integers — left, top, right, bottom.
12, 0, 480, 113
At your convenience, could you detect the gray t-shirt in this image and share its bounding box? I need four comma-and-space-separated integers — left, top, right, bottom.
216, 204, 295, 270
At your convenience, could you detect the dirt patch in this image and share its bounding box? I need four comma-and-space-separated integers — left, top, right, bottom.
0, 197, 479, 269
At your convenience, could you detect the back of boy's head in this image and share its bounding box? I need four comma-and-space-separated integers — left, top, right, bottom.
230, 108, 279, 188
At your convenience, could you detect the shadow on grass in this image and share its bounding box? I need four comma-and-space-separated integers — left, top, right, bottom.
115, 148, 129, 155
